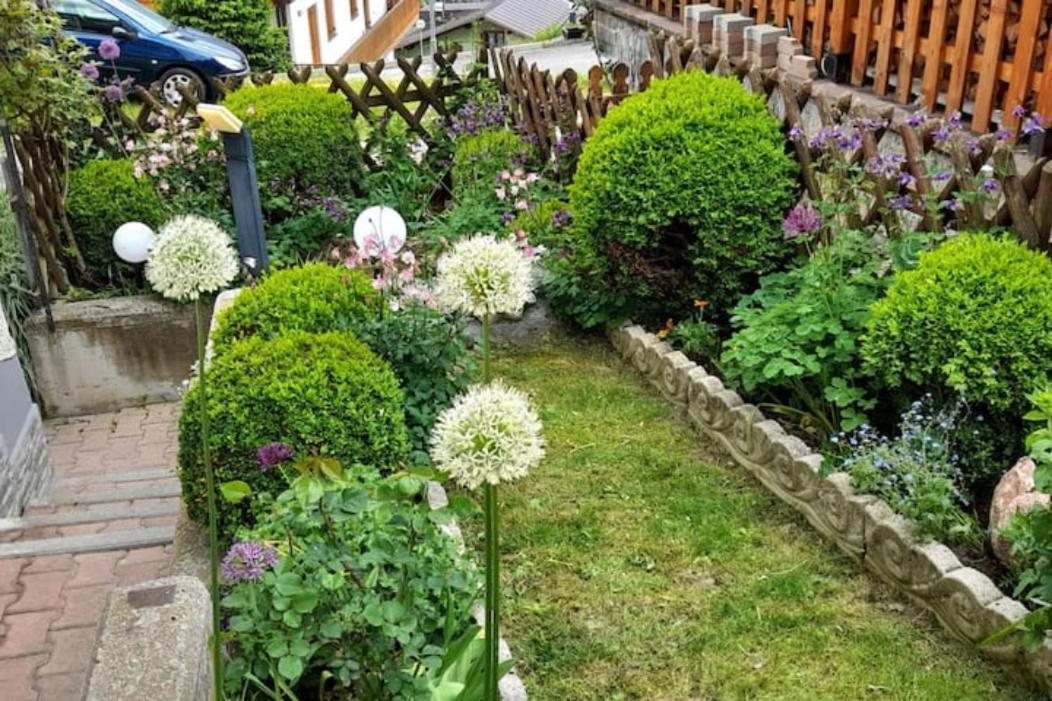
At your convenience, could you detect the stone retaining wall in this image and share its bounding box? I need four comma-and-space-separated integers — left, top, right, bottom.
608, 323, 1052, 690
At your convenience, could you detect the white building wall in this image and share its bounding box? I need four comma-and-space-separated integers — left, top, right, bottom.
285, 0, 393, 65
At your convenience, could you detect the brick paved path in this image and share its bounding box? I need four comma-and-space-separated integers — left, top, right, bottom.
0, 403, 181, 701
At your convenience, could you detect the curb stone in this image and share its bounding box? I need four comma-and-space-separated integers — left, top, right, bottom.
608, 322, 1052, 691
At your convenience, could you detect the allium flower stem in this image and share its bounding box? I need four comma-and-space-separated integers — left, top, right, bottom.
195, 299, 224, 701
485, 481, 500, 701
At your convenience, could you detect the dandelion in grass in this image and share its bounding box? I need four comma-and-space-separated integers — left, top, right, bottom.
430, 382, 545, 490
145, 215, 238, 301
435, 234, 535, 319
220, 542, 278, 583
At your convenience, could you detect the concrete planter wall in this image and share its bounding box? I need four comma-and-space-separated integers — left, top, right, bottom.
25, 295, 210, 417
609, 323, 1052, 691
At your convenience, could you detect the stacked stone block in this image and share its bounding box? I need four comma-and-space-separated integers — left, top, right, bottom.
682, 4, 722, 45
744, 25, 788, 69
778, 35, 818, 79
714, 13, 754, 60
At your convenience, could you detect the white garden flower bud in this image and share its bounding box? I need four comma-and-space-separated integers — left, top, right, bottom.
430, 381, 545, 490
435, 234, 535, 319
145, 215, 239, 301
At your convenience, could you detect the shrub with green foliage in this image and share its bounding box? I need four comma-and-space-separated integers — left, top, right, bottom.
555, 70, 797, 328
223, 85, 363, 204
451, 129, 529, 198
178, 330, 409, 539
211, 263, 379, 349
66, 159, 167, 284
222, 467, 480, 698
862, 233, 1052, 475
158, 0, 289, 71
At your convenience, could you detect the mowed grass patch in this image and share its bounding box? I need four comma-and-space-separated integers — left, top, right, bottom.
460, 334, 1042, 701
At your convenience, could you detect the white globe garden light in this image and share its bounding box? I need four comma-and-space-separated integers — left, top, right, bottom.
353, 205, 406, 255
112, 222, 156, 264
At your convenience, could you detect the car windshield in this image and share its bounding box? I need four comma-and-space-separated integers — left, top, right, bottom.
105, 0, 174, 33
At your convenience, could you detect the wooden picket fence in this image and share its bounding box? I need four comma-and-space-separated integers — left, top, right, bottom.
494, 34, 1052, 250
105, 49, 483, 142
618, 0, 1052, 134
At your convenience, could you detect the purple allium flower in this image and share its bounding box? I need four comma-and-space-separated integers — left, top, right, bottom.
98, 38, 120, 61
220, 542, 278, 583
782, 202, 823, 240
906, 111, 927, 128
888, 195, 913, 210
102, 83, 124, 103
1022, 113, 1045, 136
1012, 105, 1028, 119
788, 124, 804, 140
257, 442, 294, 470
80, 62, 99, 81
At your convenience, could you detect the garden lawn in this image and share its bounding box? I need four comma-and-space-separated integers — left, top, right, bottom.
472, 334, 1042, 701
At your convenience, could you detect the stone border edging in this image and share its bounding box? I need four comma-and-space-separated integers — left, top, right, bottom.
608, 323, 1052, 690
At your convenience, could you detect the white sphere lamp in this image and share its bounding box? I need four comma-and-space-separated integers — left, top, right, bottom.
112, 222, 156, 264
353, 205, 406, 255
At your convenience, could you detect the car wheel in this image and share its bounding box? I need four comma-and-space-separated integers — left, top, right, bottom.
159, 68, 206, 106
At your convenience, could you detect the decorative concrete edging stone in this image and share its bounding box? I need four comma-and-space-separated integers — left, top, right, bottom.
608, 323, 1052, 690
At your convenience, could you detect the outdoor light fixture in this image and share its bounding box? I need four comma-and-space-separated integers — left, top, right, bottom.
112, 221, 156, 264
196, 103, 269, 274
353, 205, 407, 254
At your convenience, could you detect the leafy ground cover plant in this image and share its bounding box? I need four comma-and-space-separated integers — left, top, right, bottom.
831, 397, 981, 548
862, 232, 1052, 482
178, 330, 409, 540
553, 70, 797, 328
222, 462, 481, 700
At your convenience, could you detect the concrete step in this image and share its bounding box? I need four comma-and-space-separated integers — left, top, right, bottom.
0, 526, 175, 559
0, 500, 181, 532
34, 482, 182, 508
53, 467, 175, 489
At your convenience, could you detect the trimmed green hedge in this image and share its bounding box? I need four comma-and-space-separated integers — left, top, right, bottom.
67, 159, 167, 282
158, 0, 289, 72
178, 330, 409, 539
211, 263, 379, 350
223, 84, 363, 200
557, 70, 797, 327
862, 233, 1052, 476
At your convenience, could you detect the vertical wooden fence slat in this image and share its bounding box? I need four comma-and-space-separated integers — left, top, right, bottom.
873, 0, 899, 95
944, 0, 978, 116
829, 0, 859, 54
790, 0, 806, 39
1001, 0, 1043, 132
894, 0, 923, 103
773, 0, 789, 28
850, 0, 876, 85
810, 0, 831, 59
971, 0, 1008, 132
755, 0, 770, 23
1035, 18, 1052, 119
920, 0, 951, 111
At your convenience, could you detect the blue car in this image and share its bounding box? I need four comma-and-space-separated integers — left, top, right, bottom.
50, 0, 250, 104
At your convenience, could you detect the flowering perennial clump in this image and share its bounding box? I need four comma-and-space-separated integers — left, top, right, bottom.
430, 382, 545, 490
220, 541, 279, 582
435, 235, 535, 318
145, 215, 239, 301
782, 202, 823, 240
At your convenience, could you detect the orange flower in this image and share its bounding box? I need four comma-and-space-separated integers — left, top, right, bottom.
656, 318, 674, 339
693, 299, 709, 310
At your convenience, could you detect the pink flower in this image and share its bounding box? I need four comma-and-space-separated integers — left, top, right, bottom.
379, 248, 395, 266
399, 267, 415, 282
515, 229, 527, 240
330, 248, 341, 260
514, 199, 529, 211
372, 276, 387, 291
80, 62, 99, 81
495, 187, 506, 201
526, 173, 540, 183
400, 251, 416, 266
522, 245, 536, 258
500, 170, 511, 181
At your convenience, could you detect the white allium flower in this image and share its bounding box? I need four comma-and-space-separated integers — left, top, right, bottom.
435, 235, 535, 318
145, 215, 239, 301
430, 381, 545, 490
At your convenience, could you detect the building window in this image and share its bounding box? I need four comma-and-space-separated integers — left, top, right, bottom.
349, 0, 358, 20
324, 0, 336, 38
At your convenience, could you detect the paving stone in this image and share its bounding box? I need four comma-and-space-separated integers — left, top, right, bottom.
0, 559, 26, 595
8, 572, 70, 615
53, 584, 112, 630
0, 653, 47, 701
114, 560, 170, 587
0, 611, 60, 658
35, 671, 88, 701
66, 552, 124, 589
38, 626, 98, 676
118, 545, 170, 566
22, 555, 75, 575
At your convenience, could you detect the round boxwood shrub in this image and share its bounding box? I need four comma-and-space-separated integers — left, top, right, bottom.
562, 70, 797, 327
178, 330, 409, 539
211, 263, 379, 351
222, 84, 363, 200
861, 233, 1052, 475
66, 159, 167, 283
